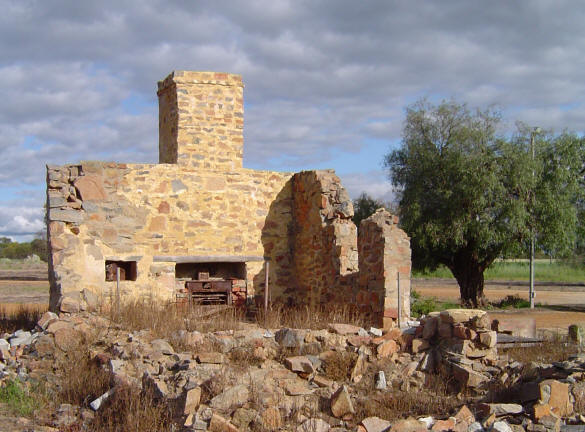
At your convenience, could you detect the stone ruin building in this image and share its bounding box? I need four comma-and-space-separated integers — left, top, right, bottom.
46, 70, 411, 329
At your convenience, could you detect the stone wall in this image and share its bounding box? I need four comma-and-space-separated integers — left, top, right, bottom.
47, 161, 293, 310
358, 208, 411, 328
291, 170, 358, 307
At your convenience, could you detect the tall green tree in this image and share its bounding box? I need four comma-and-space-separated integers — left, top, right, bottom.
385, 99, 583, 306
352, 193, 387, 228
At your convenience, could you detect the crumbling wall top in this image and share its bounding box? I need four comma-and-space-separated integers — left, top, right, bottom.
157, 70, 243, 94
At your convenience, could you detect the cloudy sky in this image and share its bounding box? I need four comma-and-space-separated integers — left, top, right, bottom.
1, 1, 584, 241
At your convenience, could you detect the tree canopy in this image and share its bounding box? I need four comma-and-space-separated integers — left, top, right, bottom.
0, 233, 48, 262
385, 99, 584, 306
352, 192, 390, 228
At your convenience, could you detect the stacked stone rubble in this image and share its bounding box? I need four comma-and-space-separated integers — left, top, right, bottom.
413, 309, 498, 389
4, 308, 585, 431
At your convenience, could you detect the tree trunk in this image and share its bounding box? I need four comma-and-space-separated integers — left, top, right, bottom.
447, 253, 486, 308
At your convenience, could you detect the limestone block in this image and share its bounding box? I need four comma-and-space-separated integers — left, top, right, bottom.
431, 418, 456, 431
284, 356, 314, 374
440, 309, 487, 324
477, 403, 523, 417
377, 340, 398, 358
180, 386, 201, 415
209, 413, 240, 432
74, 175, 107, 201
37, 311, 59, 330
453, 324, 476, 340
361, 416, 392, 432
452, 363, 489, 388
412, 338, 430, 353
422, 316, 438, 339
54, 327, 83, 352
210, 385, 249, 411
49, 208, 84, 224
60, 296, 81, 313
539, 379, 573, 417
453, 405, 475, 426
479, 330, 497, 348
197, 352, 225, 364
328, 323, 361, 335
330, 385, 354, 418
275, 328, 306, 347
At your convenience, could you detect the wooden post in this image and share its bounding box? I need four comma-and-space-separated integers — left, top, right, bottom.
264, 261, 270, 316
397, 272, 401, 328
116, 266, 121, 317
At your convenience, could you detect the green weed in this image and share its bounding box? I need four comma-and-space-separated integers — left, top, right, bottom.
413, 260, 585, 283
0, 378, 43, 417
410, 290, 460, 318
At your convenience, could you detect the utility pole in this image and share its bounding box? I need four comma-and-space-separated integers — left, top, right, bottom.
529, 127, 541, 309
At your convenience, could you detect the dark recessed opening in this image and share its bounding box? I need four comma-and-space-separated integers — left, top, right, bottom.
105, 260, 137, 281
175, 262, 246, 280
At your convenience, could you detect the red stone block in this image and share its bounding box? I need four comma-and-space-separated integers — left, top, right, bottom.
384, 308, 398, 318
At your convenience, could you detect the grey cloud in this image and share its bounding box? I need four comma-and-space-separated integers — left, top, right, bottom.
339, 170, 397, 203
1, 0, 585, 233
0, 199, 44, 240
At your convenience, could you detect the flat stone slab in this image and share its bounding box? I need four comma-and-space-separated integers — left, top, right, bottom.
361, 416, 391, 432
328, 323, 362, 335
153, 255, 264, 263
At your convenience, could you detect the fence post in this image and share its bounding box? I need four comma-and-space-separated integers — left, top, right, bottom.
116, 266, 121, 318
397, 272, 402, 328
264, 261, 270, 317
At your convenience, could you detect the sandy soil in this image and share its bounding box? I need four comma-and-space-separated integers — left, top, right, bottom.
0, 280, 49, 304
413, 279, 585, 330
413, 280, 585, 306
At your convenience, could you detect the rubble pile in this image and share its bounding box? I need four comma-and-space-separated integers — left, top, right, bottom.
1, 307, 585, 432
413, 309, 498, 389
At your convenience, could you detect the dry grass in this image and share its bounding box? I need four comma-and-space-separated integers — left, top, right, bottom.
199, 372, 231, 405
503, 335, 578, 364
106, 298, 244, 348
56, 349, 111, 407
229, 345, 264, 369
574, 387, 585, 415
353, 370, 461, 421
0, 280, 49, 295
258, 303, 368, 330
89, 385, 175, 432
53, 344, 177, 432
322, 350, 358, 382
0, 304, 45, 333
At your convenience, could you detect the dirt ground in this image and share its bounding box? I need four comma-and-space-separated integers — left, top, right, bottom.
414, 279, 585, 330
0, 280, 49, 304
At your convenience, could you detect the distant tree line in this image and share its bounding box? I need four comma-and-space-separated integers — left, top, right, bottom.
0, 234, 48, 262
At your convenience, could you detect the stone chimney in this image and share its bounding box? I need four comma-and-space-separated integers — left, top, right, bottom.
157, 71, 244, 170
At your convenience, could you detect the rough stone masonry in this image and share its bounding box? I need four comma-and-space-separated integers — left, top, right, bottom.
45, 70, 412, 328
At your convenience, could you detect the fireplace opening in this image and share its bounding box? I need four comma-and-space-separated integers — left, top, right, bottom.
175, 261, 247, 307
175, 262, 246, 280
